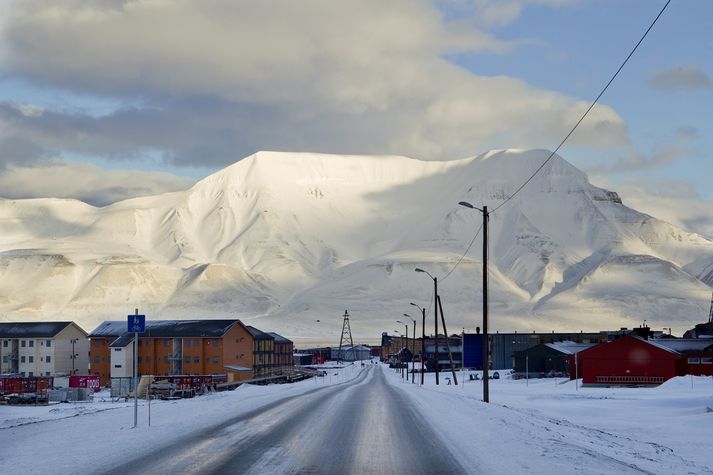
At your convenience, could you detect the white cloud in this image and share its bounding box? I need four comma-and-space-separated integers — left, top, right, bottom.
649, 64, 713, 91
0, 160, 194, 206
609, 178, 713, 239
0, 0, 629, 167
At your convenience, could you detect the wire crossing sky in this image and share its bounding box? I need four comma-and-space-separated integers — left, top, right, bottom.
0, 0, 710, 236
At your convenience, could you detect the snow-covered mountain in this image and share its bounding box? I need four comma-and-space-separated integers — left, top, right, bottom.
1, 150, 711, 342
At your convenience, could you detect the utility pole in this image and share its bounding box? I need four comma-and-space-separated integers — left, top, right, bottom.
458, 201, 490, 403
70, 338, 78, 375
482, 205, 489, 403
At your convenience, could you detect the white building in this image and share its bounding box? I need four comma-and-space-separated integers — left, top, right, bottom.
0, 322, 89, 377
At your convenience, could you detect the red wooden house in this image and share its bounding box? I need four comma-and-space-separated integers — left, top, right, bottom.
572, 335, 713, 386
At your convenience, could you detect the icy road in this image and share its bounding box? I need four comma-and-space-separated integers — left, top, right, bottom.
109, 365, 470, 474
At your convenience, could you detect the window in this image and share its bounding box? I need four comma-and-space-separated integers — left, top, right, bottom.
164, 340, 170, 347
194, 356, 199, 364
21, 340, 26, 347
194, 339, 200, 347
114, 364, 122, 368
2, 356, 7, 363
21, 356, 26, 363
21, 372, 25, 377
213, 356, 219, 364
28, 372, 33, 377
701, 357, 712, 364
46, 372, 51, 376
94, 356, 100, 364
29, 340, 34, 347
114, 348, 122, 352
163, 356, 169, 363
2, 341, 7, 347
29, 356, 34, 363
185, 340, 190, 347
46, 340, 51, 347
46, 356, 51, 363
184, 356, 190, 363
688, 357, 701, 364
213, 339, 220, 347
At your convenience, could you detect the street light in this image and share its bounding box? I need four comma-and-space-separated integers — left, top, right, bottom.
415, 268, 440, 385
458, 200, 490, 403
403, 314, 417, 384
396, 320, 408, 380
410, 302, 426, 385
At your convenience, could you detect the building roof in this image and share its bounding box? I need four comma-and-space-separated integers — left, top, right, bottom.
647, 338, 713, 354
544, 341, 597, 355
0, 322, 78, 338
90, 319, 241, 338
245, 325, 273, 340
266, 332, 292, 344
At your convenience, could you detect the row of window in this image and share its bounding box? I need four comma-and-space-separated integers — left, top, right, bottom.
132, 339, 222, 347
687, 357, 713, 364
123, 356, 222, 364
3, 355, 53, 363
2, 339, 52, 347
18, 371, 52, 377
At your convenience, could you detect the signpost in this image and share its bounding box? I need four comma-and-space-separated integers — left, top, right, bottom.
128, 310, 145, 429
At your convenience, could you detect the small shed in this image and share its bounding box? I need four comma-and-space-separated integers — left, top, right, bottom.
513, 341, 594, 378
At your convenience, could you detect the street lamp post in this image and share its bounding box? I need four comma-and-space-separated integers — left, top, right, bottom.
410, 302, 426, 385
458, 201, 490, 403
396, 320, 408, 380
393, 330, 403, 378
403, 314, 416, 383
415, 268, 440, 385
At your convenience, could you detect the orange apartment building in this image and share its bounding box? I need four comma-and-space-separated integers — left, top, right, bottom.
89, 320, 291, 385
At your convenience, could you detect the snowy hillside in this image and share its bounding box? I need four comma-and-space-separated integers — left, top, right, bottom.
0, 150, 711, 341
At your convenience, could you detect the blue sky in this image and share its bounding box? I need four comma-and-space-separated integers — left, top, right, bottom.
0, 0, 710, 233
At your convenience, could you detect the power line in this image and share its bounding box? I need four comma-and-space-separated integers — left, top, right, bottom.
435, 0, 671, 283
491, 0, 671, 214
440, 223, 483, 283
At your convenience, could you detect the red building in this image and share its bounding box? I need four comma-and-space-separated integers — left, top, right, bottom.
573, 335, 713, 386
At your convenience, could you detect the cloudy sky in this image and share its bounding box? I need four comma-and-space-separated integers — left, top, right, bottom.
0, 0, 710, 235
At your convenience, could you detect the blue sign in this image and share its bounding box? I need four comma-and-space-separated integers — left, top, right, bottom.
462, 333, 483, 369
128, 314, 146, 333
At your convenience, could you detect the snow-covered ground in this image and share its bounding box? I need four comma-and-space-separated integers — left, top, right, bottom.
1, 364, 712, 474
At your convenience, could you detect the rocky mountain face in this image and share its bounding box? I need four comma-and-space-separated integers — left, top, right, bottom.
1, 149, 711, 341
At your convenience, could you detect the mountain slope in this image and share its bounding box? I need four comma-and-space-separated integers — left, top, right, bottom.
0, 150, 711, 341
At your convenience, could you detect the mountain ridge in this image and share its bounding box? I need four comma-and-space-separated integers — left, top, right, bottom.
0, 149, 711, 341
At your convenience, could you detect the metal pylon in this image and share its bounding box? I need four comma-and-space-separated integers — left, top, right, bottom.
708, 292, 713, 324
337, 310, 354, 363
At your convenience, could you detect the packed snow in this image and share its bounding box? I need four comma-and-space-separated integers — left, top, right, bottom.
1, 364, 711, 474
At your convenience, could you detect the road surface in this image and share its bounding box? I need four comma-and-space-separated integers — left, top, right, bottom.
107, 365, 470, 474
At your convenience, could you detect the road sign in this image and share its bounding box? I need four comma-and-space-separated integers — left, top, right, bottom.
128, 314, 146, 333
